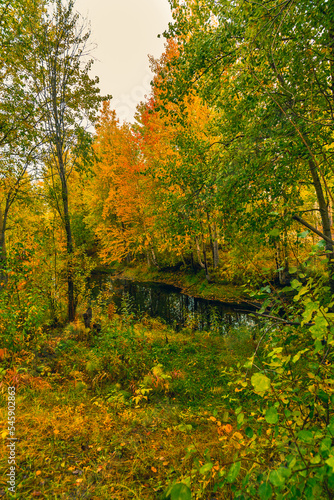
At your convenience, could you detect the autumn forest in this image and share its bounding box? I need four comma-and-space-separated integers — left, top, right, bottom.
1, 0, 334, 499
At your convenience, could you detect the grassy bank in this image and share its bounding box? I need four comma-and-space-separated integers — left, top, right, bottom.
109, 263, 252, 305
0, 313, 257, 499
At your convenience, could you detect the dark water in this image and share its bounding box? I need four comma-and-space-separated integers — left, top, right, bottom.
90, 275, 257, 334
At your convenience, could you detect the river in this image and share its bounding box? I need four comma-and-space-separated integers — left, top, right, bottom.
90, 275, 257, 334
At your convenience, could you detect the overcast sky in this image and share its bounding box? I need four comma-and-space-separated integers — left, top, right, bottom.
74, 0, 173, 122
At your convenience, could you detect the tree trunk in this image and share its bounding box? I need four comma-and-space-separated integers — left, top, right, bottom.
206, 214, 219, 269
57, 147, 75, 322
0, 206, 7, 289
206, 214, 215, 269
0, 201, 10, 290
213, 224, 219, 268
150, 244, 160, 269
195, 237, 205, 269
201, 233, 210, 280
309, 159, 334, 292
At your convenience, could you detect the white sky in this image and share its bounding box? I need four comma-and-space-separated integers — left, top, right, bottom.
74, 0, 173, 122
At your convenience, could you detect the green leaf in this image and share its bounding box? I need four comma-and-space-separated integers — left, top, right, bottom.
169, 483, 192, 500
265, 407, 278, 424
302, 301, 319, 323
309, 315, 328, 340
290, 279, 301, 290
269, 228, 280, 237
297, 430, 313, 443
292, 348, 309, 363
297, 230, 309, 238
269, 468, 288, 487
199, 463, 213, 475
251, 373, 271, 394
178, 424, 193, 432
258, 482, 273, 500
226, 461, 241, 483
245, 427, 254, 438
237, 412, 244, 425
326, 456, 334, 470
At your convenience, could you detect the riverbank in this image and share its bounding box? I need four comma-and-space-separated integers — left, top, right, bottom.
101, 263, 256, 306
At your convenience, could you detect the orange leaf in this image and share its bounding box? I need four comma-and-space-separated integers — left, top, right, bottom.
151, 466, 157, 473
0, 348, 7, 360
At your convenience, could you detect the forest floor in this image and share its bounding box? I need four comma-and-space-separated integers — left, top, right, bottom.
0, 313, 259, 499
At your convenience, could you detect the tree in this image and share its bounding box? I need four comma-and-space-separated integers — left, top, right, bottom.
85, 102, 157, 266
28, 0, 108, 321
0, 0, 47, 287
160, 0, 334, 286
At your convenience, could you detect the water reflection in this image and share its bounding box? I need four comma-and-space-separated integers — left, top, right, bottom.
90, 276, 256, 333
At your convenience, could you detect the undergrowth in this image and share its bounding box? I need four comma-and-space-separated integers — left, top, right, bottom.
0, 274, 334, 499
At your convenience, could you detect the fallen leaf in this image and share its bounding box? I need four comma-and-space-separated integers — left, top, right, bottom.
0, 349, 7, 360
151, 466, 157, 473
233, 432, 243, 440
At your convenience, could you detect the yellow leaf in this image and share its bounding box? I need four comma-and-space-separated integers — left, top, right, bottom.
233, 432, 243, 440
151, 466, 157, 473
36, 471, 41, 476
163, 461, 169, 466
209, 416, 217, 422
1, 430, 8, 439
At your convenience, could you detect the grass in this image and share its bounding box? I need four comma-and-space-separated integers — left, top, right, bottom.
0, 313, 258, 499
114, 263, 250, 304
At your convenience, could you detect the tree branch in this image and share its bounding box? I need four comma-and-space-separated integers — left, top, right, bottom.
292, 214, 334, 246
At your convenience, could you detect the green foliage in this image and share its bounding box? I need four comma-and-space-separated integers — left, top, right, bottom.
163, 482, 192, 500
206, 275, 334, 498
0, 257, 49, 350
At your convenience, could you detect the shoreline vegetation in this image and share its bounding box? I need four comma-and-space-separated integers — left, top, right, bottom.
95, 263, 258, 305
